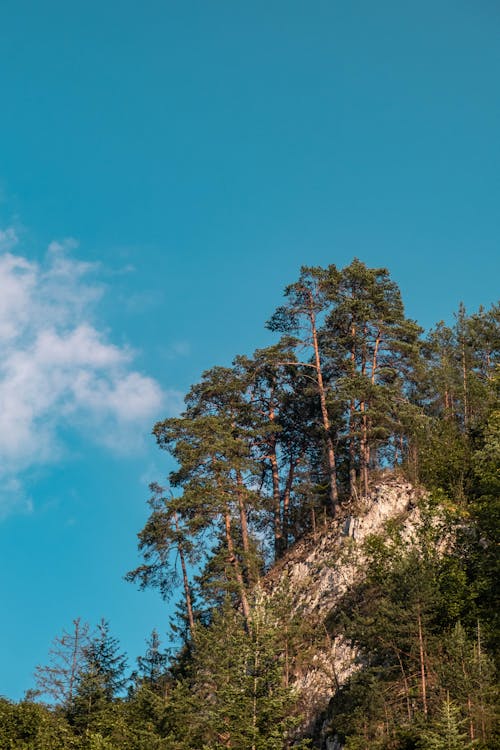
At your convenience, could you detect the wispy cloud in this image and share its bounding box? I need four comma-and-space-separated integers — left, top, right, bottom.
164, 340, 191, 359
0, 226, 19, 251
0, 230, 179, 518
0, 477, 33, 520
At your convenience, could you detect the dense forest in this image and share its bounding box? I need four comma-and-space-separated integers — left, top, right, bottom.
2, 260, 499, 749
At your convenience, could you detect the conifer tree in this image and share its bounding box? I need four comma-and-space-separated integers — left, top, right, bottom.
153, 366, 264, 627
267, 265, 342, 515
126, 483, 198, 637
420, 695, 473, 750
322, 259, 422, 496
173, 595, 306, 750
235, 344, 313, 557
132, 629, 170, 695
69, 620, 128, 733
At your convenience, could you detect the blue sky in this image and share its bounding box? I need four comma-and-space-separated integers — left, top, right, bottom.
0, 0, 499, 699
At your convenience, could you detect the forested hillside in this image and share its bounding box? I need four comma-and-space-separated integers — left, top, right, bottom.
2, 260, 499, 749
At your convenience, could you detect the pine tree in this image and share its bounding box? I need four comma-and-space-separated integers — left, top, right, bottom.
126, 483, 198, 638
322, 258, 422, 497
235, 344, 314, 557
153, 365, 265, 627
267, 265, 342, 515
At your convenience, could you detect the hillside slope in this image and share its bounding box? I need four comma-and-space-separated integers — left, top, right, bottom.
264, 476, 426, 745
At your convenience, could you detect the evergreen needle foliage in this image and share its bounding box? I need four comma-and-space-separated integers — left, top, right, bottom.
4, 261, 498, 749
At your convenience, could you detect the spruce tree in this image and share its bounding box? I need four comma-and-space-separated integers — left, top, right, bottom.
421, 695, 472, 750
69, 620, 128, 733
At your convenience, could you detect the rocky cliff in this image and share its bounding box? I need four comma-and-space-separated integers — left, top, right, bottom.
263, 475, 426, 746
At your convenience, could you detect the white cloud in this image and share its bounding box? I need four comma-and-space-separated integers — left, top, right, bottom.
0, 230, 178, 517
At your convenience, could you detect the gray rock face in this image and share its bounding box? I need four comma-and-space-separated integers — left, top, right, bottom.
264, 478, 423, 742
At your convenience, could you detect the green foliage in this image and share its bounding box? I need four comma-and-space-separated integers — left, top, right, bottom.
325, 512, 498, 749
0, 697, 77, 749
419, 695, 472, 750
68, 620, 128, 735
165, 594, 303, 749
4, 262, 499, 749
410, 418, 471, 497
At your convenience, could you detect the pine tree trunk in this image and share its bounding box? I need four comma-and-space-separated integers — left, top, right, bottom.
213, 455, 251, 629
236, 470, 252, 582
360, 401, 369, 496
349, 324, 358, 498
462, 340, 469, 428
268, 422, 283, 558
173, 512, 196, 637
417, 605, 428, 718
282, 455, 299, 549
224, 508, 251, 629
308, 292, 338, 514
266, 396, 282, 556
361, 326, 369, 496
349, 399, 358, 499
371, 330, 381, 384
395, 648, 412, 722
366, 329, 381, 476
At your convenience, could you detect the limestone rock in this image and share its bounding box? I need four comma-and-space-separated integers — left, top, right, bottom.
264, 478, 424, 743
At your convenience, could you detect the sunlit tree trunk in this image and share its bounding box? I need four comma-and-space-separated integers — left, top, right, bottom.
173, 511, 195, 636
224, 507, 251, 629
308, 289, 338, 514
